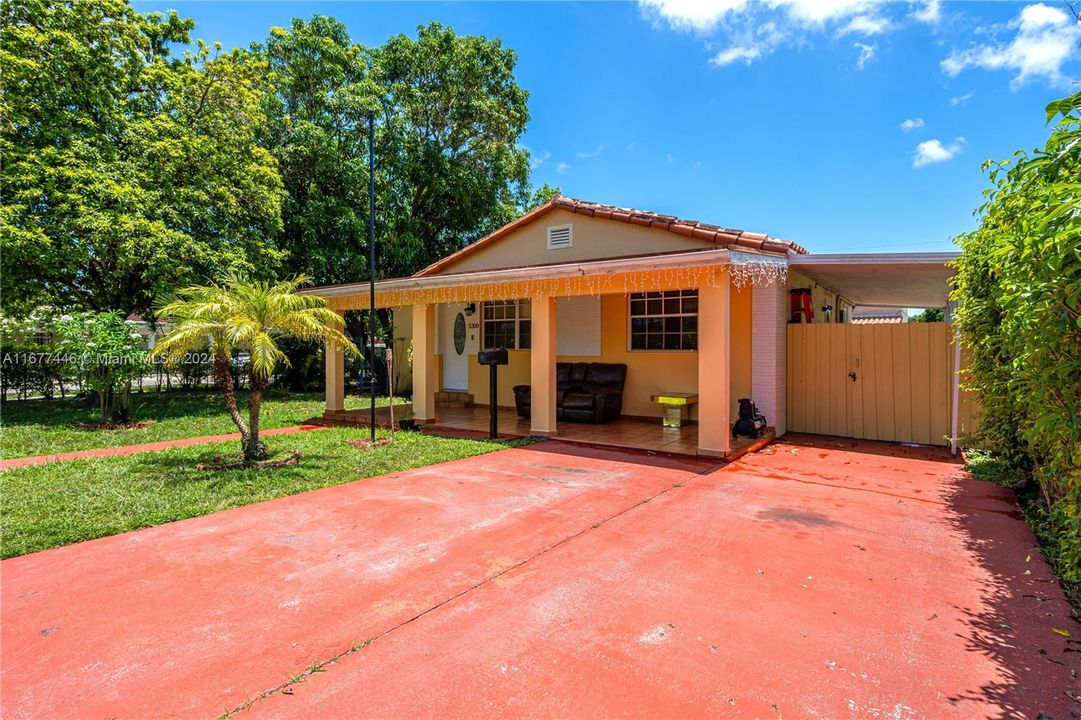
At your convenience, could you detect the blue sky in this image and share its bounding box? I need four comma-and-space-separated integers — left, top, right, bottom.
135, 1, 1080, 254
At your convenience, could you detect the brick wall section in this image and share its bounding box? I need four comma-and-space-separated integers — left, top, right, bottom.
752, 281, 787, 436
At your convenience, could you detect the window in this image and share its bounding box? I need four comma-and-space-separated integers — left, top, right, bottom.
629, 290, 698, 351
483, 300, 531, 349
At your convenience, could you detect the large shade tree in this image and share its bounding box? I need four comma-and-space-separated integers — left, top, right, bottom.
255, 16, 379, 286
256, 18, 539, 284
152, 275, 357, 461
373, 22, 533, 279
0, 0, 284, 318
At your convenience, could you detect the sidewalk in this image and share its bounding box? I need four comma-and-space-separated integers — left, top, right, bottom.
0, 425, 327, 471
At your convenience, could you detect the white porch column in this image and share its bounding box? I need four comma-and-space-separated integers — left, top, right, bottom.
752, 280, 787, 436
529, 295, 558, 437
412, 303, 437, 422
325, 310, 345, 415
698, 271, 731, 457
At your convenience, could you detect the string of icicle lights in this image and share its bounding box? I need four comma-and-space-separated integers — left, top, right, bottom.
331, 254, 789, 310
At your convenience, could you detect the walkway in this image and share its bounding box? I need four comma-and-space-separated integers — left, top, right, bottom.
0, 424, 326, 470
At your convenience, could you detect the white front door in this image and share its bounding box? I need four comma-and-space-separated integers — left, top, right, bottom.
442, 303, 471, 391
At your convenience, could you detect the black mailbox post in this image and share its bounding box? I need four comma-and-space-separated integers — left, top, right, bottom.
477, 348, 509, 439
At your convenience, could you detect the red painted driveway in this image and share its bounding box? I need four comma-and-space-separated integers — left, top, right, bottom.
2, 437, 1077, 719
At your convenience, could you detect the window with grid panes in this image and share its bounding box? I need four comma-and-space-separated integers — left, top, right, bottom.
482, 300, 531, 349
629, 290, 698, 350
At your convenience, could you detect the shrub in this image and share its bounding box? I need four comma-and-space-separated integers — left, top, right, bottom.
54, 311, 149, 422
0, 308, 71, 400
952, 90, 1081, 583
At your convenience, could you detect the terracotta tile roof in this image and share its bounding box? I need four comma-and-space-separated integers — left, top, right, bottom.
415, 196, 806, 277
550, 197, 807, 255
851, 316, 906, 324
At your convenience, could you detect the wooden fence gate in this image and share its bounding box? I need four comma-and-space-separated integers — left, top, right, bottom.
786, 322, 976, 446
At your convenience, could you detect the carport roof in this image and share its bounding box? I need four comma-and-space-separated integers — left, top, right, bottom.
790, 252, 958, 308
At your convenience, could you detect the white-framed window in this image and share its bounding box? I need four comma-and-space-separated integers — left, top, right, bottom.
547, 224, 572, 250
483, 300, 531, 349
628, 290, 698, 351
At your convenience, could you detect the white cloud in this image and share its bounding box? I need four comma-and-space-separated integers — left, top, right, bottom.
666, 153, 675, 163
626, 142, 637, 152
770, 0, 877, 25
641, 0, 891, 68
840, 15, 890, 36
556, 162, 570, 174
575, 144, 605, 159
710, 20, 786, 66
639, 0, 749, 32
711, 44, 763, 66
941, 3, 1081, 88
912, 0, 940, 25
854, 42, 876, 69
528, 149, 551, 170
900, 117, 925, 131
913, 137, 965, 167
949, 90, 974, 106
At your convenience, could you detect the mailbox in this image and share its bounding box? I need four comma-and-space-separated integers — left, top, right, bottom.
477, 347, 508, 438
477, 347, 508, 366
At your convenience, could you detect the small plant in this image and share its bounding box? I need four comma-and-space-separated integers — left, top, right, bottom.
153, 275, 358, 463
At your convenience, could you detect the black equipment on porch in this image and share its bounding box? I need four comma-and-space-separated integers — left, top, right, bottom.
733, 398, 767, 439
477, 348, 509, 439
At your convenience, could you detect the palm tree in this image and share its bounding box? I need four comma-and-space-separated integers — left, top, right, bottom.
152, 275, 358, 462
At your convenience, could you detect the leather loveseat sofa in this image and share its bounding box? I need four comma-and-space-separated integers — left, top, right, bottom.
512, 362, 627, 424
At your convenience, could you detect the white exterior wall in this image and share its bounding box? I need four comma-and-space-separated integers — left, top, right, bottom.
752, 280, 787, 436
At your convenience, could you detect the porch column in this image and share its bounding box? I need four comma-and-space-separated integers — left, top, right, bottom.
698, 270, 731, 457
412, 303, 437, 422
752, 280, 787, 437
529, 295, 558, 437
325, 310, 345, 415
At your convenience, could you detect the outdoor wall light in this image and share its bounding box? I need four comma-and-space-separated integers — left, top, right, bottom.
463, 302, 476, 316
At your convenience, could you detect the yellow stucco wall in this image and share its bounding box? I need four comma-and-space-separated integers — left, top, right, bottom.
436, 209, 716, 274
464, 286, 752, 421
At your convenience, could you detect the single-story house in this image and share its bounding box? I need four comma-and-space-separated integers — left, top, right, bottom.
308, 196, 963, 456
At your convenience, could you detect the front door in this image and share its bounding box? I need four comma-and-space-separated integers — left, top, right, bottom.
442, 303, 470, 391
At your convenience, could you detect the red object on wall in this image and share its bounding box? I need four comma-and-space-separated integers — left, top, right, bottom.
789, 288, 814, 323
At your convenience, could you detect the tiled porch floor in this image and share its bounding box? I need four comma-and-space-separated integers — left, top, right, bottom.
323, 402, 769, 458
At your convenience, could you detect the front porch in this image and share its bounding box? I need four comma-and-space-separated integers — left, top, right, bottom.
323, 402, 774, 458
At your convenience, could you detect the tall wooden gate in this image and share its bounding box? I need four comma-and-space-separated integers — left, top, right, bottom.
786, 322, 970, 446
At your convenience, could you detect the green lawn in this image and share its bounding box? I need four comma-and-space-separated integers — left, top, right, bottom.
0, 390, 404, 459
1, 427, 523, 558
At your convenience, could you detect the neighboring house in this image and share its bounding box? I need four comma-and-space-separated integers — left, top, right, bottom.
308, 197, 961, 455
851, 307, 908, 324
125, 315, 167, 349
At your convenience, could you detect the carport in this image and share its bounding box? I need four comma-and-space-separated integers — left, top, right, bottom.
785, 252, 976, 450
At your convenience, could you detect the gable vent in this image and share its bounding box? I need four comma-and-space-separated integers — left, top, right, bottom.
547, 224, 573, 250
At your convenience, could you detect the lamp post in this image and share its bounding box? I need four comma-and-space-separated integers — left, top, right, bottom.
367, 114, 376, 442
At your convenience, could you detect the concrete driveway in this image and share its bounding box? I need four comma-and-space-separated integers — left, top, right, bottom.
2, 437, 1077, 719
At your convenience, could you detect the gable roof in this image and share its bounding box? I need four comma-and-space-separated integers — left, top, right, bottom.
415, 196, 807, 277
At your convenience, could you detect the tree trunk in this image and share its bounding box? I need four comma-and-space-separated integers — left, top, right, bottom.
98, 386, 110, 422
213, 351, 249, 455
113, 383, 131, 423
245, 372, 269, 462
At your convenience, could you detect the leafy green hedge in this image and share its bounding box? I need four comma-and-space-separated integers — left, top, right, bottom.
952, 90, 1081, 584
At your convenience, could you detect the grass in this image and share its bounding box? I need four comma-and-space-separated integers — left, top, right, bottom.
0, 427, 526, 558
0, 390, 405, 459
966, 450, 1080, 615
